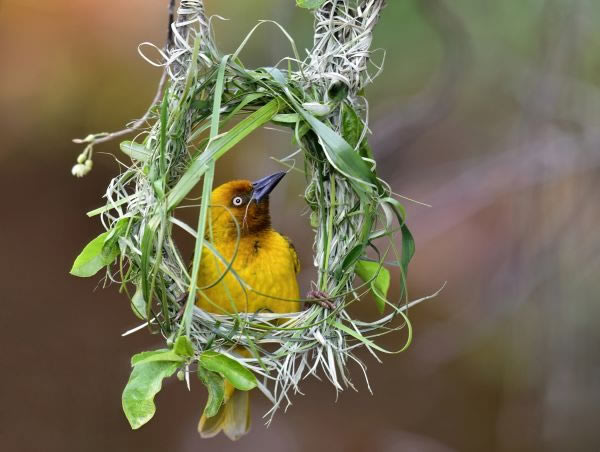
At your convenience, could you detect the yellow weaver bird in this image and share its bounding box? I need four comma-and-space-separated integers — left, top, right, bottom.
196, 171, 302, 440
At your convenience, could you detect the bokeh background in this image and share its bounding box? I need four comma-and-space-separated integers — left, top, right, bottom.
2, 0, 599, 451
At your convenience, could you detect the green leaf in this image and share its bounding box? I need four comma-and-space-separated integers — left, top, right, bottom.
177, 56, 229, 338
296, 0, 326, 9
158, 88, 168, 176
122, 360, 179, 429
272, 113, 301, 123
131, 350, 168, 366
130, 338, 193, 368
380, 197, 407, 226
223, 92, 266, 122
105, 217, 130, 243
173, 336, 195, 358
131, 349, 185, 366
199, 351, 257, 391
120, 141, 151, 162
359, 139, 374, 160
400, 224, 415, 294
285, 94, 378, 196
166, 99, 282, 211
337, 244, 364, 279
197, 367, 225, 418
189, 93, 267, 143
341, 103, 362, 149
309, 211, 319, 228
342, 103, 374, 160
70, 231, 119, 277
381, 198, 415, 296
130, 287, 147, 320
139, 224, 157, 316
355, 259, 391, 314
262, 66, 287, 85
328, 81, 348, 103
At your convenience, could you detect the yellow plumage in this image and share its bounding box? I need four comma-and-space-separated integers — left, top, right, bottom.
196, 227, 300, 314
196, 174, 301, 440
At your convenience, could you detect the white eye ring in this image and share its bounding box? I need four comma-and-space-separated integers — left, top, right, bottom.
232, 196, 244, 206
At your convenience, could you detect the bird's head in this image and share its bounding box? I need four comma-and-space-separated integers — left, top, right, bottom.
209, 171, 286, 238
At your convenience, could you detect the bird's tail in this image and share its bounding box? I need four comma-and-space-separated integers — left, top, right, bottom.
198, 379, 250, 441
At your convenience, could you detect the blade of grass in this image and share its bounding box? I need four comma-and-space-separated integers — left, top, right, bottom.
179, 55, 229, 337
283, 91, 379, 198
159, 88, 169, 177
165, 98, 282, 211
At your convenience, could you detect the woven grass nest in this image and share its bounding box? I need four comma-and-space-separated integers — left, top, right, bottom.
70, 0, 437, 431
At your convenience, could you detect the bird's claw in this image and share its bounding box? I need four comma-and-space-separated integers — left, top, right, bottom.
306, 290, 336, 309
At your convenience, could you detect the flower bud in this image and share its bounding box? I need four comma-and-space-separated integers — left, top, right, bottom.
71, 163, 88, 178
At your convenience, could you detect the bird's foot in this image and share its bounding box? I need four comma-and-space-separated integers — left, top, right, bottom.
306, 290, 336, 309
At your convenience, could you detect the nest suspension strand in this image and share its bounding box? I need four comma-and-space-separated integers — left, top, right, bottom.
71, 0, 433, 428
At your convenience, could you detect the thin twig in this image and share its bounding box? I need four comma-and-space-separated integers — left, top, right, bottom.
73, 0, 176, 147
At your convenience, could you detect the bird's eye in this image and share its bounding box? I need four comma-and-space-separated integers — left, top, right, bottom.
232, 196, 244, 206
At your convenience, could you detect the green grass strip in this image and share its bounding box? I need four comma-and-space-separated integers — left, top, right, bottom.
179, 54, 230, 337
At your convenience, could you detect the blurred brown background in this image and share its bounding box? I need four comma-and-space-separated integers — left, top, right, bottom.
2, 0, 599, 451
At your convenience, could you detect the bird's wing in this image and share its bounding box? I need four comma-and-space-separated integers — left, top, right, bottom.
283, 235, 300, 274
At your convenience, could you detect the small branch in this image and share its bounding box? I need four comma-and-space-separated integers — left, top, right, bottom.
167, 0, 175, 45
73, 70, 169, 147
73, 0, 176, 148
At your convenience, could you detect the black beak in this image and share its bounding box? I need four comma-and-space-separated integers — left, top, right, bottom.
251, 171, 286, 202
